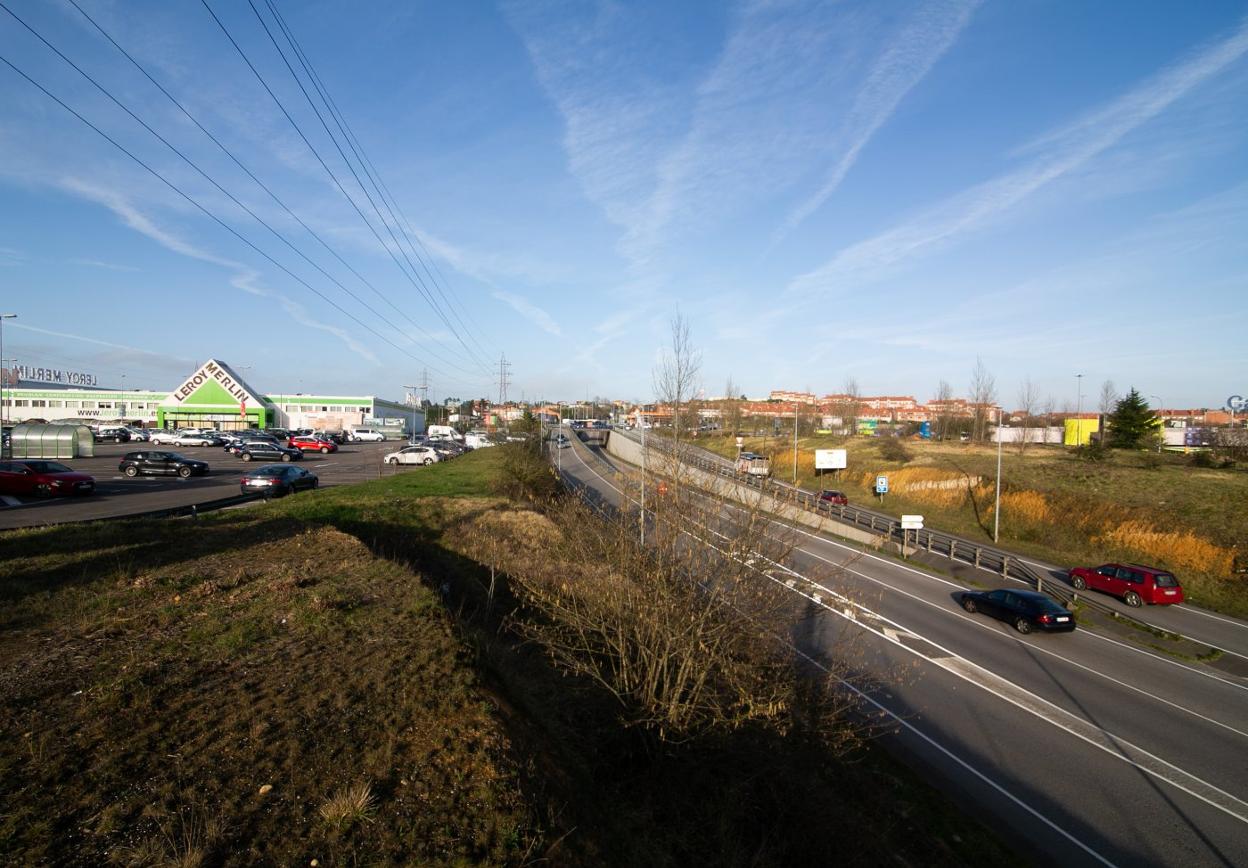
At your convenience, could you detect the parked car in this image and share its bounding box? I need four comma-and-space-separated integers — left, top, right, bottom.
123, 426, 151, 442
150, 428, 206, 445
171, 432, 218, 447
223, 432, 278, 452
313, 430, 348, 445
289, 435, 337, 454
236, 441, 302, 463
94, 426, 131, 443
816, 489, 849, 506
960, 589, 1076, 634
384, 445, 440, 465
350, 428, 386, 442
1067, 563, 1184, 607
0, 460, 95, 496
240, 464, 318, 497
119, 451, 210, 479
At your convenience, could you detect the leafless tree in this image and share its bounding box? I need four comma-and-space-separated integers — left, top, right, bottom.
841, 377, 861, 435
969, 358, 997, 443
1099, 380, 1119, 416
1042, 396, 1056, 444
934, 380, 954, 441
1016, 376, 1040, 454
723, 375, 742, 438
653, 313, 702, 452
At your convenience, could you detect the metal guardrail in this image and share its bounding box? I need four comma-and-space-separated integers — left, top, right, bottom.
609, 427, 1063, 596
8, 491, 267, 528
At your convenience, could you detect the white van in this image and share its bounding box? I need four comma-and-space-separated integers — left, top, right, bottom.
350, 428, 386, 442
427, 425, 464, 442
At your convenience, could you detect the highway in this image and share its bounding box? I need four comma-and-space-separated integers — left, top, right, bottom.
665, 433, 1248, 661
557, 432, 1248, 867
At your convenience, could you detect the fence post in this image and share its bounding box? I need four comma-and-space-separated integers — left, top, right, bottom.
974, 547, 982, 569
949, 540, 956, 560
1002, 556, 1009, 578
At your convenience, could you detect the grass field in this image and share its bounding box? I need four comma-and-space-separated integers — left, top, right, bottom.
1, 447, 1017, 866
698, 432, 1248, 616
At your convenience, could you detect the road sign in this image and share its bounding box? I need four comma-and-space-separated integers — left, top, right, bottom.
815, 448, 847, 470
875, 475, 889, 494
735, 436, 744, 448
901, 514, 924, 529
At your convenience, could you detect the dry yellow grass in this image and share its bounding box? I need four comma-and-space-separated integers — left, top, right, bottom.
999, 491, 1054, 526
1096, 521, 1236, 574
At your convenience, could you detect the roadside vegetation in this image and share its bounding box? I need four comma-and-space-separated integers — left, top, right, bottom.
1, 445, 1016, 866
699, 433, 1248, 617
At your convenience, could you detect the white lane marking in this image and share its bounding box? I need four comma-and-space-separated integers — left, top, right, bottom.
773, 531, 1248, 740
570, 442, 1248, 825
1174, 604, 1248, 630
730, 494, 1248, 694
563, 445, 1118, 866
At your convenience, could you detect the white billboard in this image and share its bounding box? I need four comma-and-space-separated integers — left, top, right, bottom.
814, 448, 847, 469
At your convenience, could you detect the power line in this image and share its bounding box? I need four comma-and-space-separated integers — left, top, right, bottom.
0, 51, 493, 393
61, 0, 484, 381
200, 0, 491, 375
0, 2, 485, 385
262, 0, 493, 362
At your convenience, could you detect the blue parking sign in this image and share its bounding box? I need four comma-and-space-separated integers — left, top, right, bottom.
875, 475, 889, 494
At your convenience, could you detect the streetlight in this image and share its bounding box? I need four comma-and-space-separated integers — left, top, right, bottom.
1075, 373, 1084, 445
994, 406, 1003, 544
1150, 395, 1164, 453
0, 314, 15, 429
402, 384, 419, 442
793, 401, 799, 483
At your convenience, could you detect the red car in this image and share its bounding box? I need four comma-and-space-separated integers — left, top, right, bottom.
288, 435, 337, 454
816, 489, 849, 506
1067, 563, 1184, 607
0, 460, 95, 497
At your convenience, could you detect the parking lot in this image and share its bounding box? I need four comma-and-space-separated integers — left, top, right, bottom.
0, 439, 423, 529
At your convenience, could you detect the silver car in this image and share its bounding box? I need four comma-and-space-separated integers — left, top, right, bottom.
384, 445, 441, 466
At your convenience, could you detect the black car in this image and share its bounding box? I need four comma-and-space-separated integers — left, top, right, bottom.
119, 451, 210, 479
223, 433, 278, 453
961, 589, 1076, 634
237, 441, 302, 463
240, 464, 318, 497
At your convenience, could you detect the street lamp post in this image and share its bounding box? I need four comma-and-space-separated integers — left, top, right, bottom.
994, 407, 1003, 544
402, 384, 418, 442
0, 314, 16, 429
793, 401, 799, 483
1075, 373, 1084, 445
1151, 395, 1164, 453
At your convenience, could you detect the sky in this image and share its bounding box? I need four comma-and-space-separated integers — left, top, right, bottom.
0, 0, 1245, 410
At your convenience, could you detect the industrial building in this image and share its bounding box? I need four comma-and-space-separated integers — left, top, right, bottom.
0, 358, 423, 435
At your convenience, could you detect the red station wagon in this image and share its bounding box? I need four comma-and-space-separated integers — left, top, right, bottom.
288, 435, 337, 454
1067, 563, 1185, 607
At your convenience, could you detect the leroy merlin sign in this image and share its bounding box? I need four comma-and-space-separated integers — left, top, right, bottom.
162, 359, 263, 409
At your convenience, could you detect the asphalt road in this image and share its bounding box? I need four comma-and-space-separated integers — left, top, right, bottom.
559, 433, 1248, 867
0, 440, 408, 529
653, 430, 1248, 660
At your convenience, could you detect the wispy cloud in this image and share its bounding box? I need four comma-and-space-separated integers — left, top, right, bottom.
492, 290, 561, 335
68, 257, 141, 272
10, 322, 197, 370
788, 15, 1248, 298
0, 246, 23, 266
60, 177, 381, 364
775, 0, 981, 241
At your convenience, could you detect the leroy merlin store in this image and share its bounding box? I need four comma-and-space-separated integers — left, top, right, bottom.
2, 359, 422, 435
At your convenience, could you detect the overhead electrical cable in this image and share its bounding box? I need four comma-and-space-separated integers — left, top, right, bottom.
62, 0, 484, 378
262, 0, 493, 361
200, 0, 491, 375
0, 52, 491, 393
0, 2, 485, 383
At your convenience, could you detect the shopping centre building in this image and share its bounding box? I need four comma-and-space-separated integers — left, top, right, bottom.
0, 358, 423, 434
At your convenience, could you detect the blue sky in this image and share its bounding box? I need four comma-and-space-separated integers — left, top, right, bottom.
0, 0, 1245, 409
